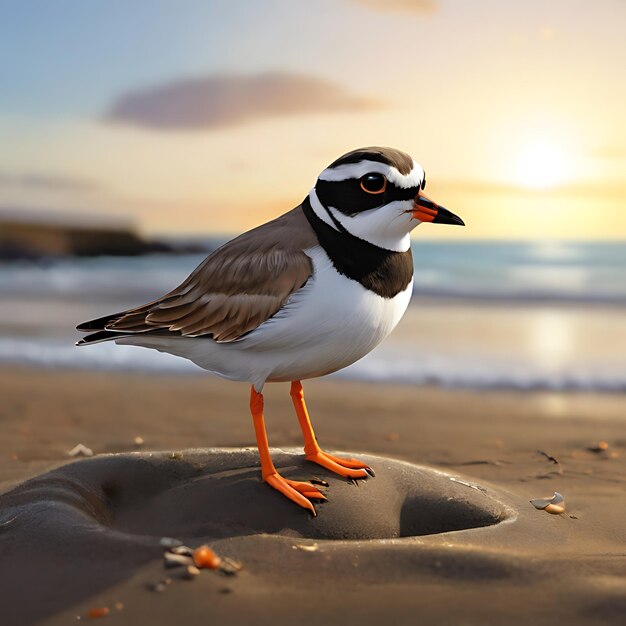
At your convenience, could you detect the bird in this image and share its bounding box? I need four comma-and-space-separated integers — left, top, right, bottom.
76, 146, 464, 515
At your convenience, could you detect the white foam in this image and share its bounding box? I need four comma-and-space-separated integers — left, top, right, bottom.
2, 336, 625, 392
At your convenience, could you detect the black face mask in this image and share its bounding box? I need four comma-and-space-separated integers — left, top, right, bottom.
315, 177, 419, 216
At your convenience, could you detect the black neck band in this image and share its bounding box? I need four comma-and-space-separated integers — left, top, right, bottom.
301, 196, 414, 299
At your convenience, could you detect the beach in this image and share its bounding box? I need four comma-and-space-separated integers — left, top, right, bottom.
1, 243, 625, 625
3, 0, 626, 622
2, 366, 625, 625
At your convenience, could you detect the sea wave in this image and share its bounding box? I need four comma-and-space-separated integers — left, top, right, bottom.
2, 337, 625, 393
2, 241, 626, 305
2, 241, 625, 391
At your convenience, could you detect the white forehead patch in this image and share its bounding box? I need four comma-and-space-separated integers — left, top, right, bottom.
318, 159, 425, 189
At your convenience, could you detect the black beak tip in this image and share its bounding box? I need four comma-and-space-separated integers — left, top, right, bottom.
433, 207, 465, 226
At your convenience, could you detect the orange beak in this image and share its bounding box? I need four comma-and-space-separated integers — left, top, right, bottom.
412, 192, 465, 226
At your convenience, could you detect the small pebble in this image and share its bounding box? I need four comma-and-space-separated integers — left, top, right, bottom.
219, 557, 242, 576
293, 544, 318, 552
86, 607, 109, 619
193, 545, 222, 570
164, 552, 194, 568
184, 565, 200, 579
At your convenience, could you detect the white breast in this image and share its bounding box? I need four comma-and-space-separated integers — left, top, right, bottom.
231, 246, 412, 383
119, 246, 413, 390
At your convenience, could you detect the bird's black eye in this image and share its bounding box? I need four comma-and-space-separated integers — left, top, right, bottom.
360, 173, 387, 194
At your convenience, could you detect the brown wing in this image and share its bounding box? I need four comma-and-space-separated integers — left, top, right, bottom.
84, 206, 316, 343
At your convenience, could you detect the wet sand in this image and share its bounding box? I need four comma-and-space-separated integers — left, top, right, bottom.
1, 367, 625, 625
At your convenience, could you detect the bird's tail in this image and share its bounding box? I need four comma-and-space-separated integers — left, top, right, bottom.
76, 311, 131, 346
76, 330, 125, 346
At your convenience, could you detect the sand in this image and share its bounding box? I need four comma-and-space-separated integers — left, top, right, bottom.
1, 367, 625, 625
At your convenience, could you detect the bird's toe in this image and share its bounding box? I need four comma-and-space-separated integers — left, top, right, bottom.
305, 451, 373, 480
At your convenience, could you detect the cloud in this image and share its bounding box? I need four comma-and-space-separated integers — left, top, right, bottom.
0, 171, 100, 192
347, 0, 438, 15
103, 72, 381, 131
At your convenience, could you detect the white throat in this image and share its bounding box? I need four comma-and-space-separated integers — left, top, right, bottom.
308, 189, 412, 253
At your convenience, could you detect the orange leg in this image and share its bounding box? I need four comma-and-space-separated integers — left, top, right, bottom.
290, 381, 373, 479
250, 386, 325, 515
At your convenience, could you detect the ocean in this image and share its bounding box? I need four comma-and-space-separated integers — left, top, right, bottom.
1, 240, 625, 392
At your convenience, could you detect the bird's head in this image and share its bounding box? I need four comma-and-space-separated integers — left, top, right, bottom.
308, 146, 464, 251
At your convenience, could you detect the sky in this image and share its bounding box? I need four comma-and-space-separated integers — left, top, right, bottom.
0, 0, 625, 239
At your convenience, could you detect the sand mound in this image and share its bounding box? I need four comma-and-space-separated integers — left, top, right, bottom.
0, 449, 510, 543
4, 448, 586, 625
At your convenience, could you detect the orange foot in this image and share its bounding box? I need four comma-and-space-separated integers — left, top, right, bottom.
264, 472, 327, 516
305, 450, 374, 479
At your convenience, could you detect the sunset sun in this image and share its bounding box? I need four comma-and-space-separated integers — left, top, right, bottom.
514, 140, 572, 189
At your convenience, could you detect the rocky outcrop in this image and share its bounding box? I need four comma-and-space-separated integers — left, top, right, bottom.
0, 210, 206, 259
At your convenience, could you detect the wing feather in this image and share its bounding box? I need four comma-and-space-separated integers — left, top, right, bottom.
77, 206, 316, 343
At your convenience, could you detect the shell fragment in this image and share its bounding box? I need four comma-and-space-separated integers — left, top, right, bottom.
68, 444, 93, 457
164, 552, 194, 568
530, 491, 566, 514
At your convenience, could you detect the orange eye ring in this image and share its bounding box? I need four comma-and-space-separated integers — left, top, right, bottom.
360, 174, 387, 195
